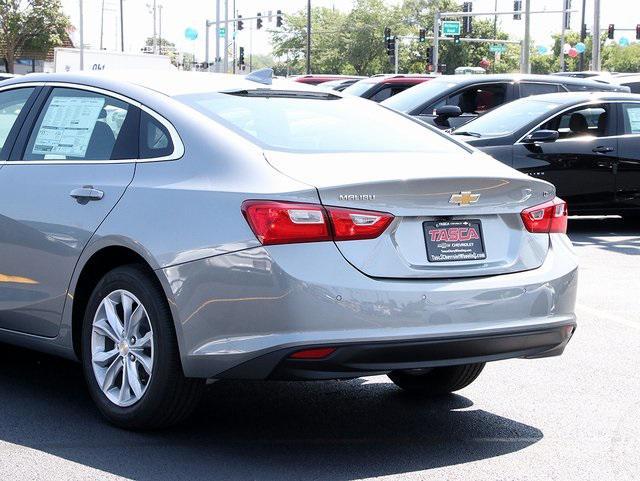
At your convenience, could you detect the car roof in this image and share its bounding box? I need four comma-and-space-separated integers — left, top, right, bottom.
360, 74, 434, 84
1, 70, 328, 97
507, 90, 640, 104
425, 73, 624, 88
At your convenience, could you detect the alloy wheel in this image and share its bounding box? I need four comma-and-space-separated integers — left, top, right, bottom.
90, 289, 154, 407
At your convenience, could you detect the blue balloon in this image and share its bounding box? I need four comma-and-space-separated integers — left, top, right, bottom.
575, 42, 586, 53
619, 37, 629, 46
185, 27, 199, 41
536, 45, 548, 55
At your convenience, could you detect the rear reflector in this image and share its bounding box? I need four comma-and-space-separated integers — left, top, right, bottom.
521, 197, 568, 234
242, 200, 393, 246
289, 347, 337, 359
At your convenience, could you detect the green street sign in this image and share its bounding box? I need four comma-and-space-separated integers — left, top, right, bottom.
442, 21, 461, 36
218, 27, 226, 38
490, 44, 507, 53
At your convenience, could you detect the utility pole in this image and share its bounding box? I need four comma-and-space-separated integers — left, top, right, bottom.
306, 0, 312, 74
578, 0, 586, 70
100, 0, 105, 50
158, 5, 163, 53
152, 0, 157, 54
560, 13, 566, 71
79, 0, 84, 70
433, 8, 439, 73
232, 0, 237, 74
493, 0, 498, 38
224, 0, 229, 72
522, 0, 531, 73
215, 0, 221, 72
119, 0, 125, 52
592, 0, 601, 70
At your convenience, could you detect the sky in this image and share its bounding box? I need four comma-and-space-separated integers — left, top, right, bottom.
60, 0, 633, 61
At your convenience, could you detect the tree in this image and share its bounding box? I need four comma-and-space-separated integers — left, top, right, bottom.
603, 43, 640, 73
0, 0, 70, 73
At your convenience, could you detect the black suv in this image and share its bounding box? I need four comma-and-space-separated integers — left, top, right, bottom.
382, 74, 629, 130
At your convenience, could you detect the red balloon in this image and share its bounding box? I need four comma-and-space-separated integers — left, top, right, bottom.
568, 47, 578, 58
479, 58, 491, 68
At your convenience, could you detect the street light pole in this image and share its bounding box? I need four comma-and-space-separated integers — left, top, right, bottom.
578, 0, 586, 70
79, 0, 84, 70
100, 0, 105, 50
153, 0, 157, 54
224, 0, 229, 72
592, 0, 601, 70
433, 8, 439, 73
522, 0, 531, 73
306, 0, 311, 74
120, 0, 125, 52
158, 5, 163, 53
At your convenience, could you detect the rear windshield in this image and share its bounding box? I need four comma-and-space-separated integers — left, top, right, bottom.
176, 91, 469, 154
341, 80, 377, 97
382, 79, 458, 113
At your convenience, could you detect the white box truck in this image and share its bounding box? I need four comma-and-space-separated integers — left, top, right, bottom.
51, 48, 176, 73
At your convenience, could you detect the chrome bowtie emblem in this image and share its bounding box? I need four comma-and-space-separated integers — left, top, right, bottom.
449, 191, 480, 206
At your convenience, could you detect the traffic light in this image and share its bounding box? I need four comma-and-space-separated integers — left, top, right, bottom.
237, 15, 243, 31
257, 12, 263, 30
276, 10, 283, 28
239, 46, 245, 66
513, 0, 522, 20
636, 24, 640, 40
387, 36, 396, 56
608, 24, 615, 39
453, 35, 461, 45
419, 28, 426, 43
426, 46, 433, 64
462, 2, 472, 34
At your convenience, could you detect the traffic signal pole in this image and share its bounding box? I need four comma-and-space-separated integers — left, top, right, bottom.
436, 6, 575, 74
394, 39, 399, 74
592, 0, 601, 70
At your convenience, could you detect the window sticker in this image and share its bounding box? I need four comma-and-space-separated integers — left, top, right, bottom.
626, 107, 640, 134
32, 96, 106, 158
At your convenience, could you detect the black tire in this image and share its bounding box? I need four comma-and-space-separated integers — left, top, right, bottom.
388, 363, 485, 395
81, 264, 204, 430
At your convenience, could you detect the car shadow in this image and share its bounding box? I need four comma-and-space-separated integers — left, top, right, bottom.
568, 216, 640, 256
0, 343, 542, 480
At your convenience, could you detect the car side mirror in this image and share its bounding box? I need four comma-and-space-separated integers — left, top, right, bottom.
434, 105, 462, 126
523, 129, 559, 144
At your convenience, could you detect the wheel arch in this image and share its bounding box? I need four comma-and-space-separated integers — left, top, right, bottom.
67, 239, 179, 361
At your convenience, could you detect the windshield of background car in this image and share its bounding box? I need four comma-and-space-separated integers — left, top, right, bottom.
341, 79, 377, 96
382, 80, 458, 113
453, 98, 563, 137
177, 92, 470, 154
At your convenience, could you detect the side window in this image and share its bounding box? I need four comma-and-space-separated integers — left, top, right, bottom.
139, 111, 174, 159
24, 88, 136, 161
621, 103, 640, 135
625, 82, 640, 94
370, 86, 393, 102
446, 83, 507, 115
520, 82, 559, 97
539, 104, 612, 139
0, 88, 35, 159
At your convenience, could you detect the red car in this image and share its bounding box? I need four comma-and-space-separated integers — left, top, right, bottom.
343, 74, 434, 102
292, 74, 365, 86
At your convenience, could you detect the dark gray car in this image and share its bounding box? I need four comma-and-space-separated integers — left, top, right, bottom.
0, 71, 577, 429
382, 73, 630, 129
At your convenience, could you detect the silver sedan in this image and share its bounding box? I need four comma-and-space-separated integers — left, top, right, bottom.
0, 70, 577, 429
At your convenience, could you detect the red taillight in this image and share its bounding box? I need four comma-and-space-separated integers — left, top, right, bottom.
289, 347, 336, 359
520, 197, 568, 234
241, 201, 331, 245
242, 200, 394, 245
328, 206, 394, 241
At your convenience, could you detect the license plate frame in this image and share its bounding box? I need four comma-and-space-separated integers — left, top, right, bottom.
423, 219, 486, 263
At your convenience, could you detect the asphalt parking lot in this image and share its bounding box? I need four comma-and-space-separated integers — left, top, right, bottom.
0, 216, 638, 481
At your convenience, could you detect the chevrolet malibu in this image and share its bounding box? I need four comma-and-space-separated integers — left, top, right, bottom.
0, 70, 577, 429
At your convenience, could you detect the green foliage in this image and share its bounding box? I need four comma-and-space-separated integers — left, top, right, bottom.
603, 43, 640, 72
269, 0, 519, 75
0, 0, 70, 73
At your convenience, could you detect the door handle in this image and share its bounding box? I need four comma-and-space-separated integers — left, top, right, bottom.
592, 146, 615, 153
70, 186, 104, 202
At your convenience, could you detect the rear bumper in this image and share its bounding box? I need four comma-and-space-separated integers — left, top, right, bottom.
162, 234, 578, 379
219, 322, 576, 380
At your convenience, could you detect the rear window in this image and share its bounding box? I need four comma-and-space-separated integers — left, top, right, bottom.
382, 80, 458, 113
177, 92, 469, 154
342, 80, 377, 97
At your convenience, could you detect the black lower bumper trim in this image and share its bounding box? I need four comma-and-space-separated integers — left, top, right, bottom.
217, 323, 576, 381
